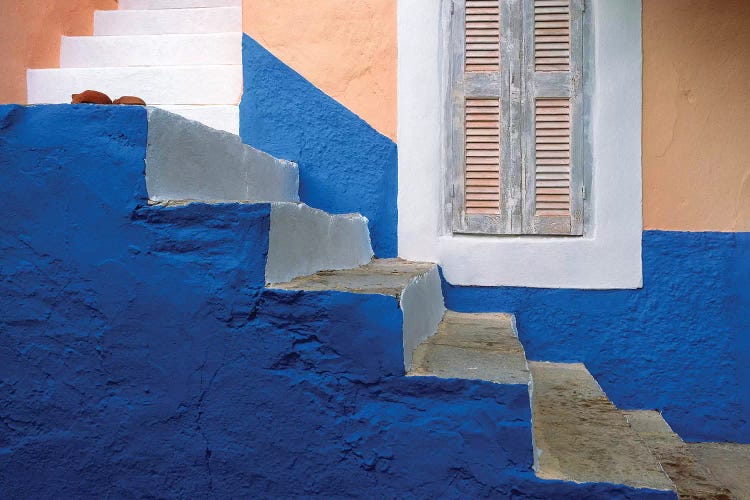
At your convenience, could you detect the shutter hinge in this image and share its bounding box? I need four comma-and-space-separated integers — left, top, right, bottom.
582, 185, 586, 199
582, 0, 586, 12
450, 0, 455, 16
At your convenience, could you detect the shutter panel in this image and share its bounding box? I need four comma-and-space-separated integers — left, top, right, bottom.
521, 0, 584, 235
449, 0, 521, 234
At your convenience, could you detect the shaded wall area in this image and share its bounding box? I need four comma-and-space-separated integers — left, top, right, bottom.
443, 231, 750, 444
0, 0, 117, 104
643, 0, 750, 232
240, 36, 398, 258
0, 105, 677, 498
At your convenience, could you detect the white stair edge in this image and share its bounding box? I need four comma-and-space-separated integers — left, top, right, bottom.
145, 107, 298, 203
94, 7, 241, 36
27, 65, 241, 105
60, 33, 241, 68
154, 105, 239, 135
265, 203, 374, 285
119, 0, 241, 9
400, 267, 446, 371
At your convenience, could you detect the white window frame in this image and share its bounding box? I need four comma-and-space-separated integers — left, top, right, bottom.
397, 0, 643, 289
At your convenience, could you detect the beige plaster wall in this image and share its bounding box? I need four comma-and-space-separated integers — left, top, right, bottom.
0, 0, 118, 105
244, 0, 397, 141
643, 0, 750, 232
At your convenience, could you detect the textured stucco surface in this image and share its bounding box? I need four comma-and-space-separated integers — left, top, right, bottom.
0, 0, 117, 104
643, 0, 750, 232
443, 230, 750, 444
0, 105, 679, 498
145, 107, 298, 203
243, 0, 397, 141
240, 36, 398, 258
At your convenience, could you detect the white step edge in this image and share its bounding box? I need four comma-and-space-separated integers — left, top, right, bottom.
145, 107, 298, 204
27, 65, 241, 105
60, 33, 241, 68
119, 0, 241, 9
154, 105, 238, 135
94, 7, 241, 36
265, 203, 374, 285
400, 267, 446, 371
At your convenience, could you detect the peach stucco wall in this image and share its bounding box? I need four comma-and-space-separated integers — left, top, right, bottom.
643, 0, 750, 232
0, 0, 117, 105
244, 0, 397, 142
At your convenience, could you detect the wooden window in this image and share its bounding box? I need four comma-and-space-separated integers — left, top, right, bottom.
448, 0, 584, 236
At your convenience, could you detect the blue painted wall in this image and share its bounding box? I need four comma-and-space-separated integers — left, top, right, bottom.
443, 231, 750, 444
0, 105, 676, 498
240, 36, 398, 258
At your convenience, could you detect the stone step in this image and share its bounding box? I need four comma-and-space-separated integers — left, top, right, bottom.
688, 442, 750, 500
409, 311, 529, 385
27, 65, 241, 105
529, 362, 675, 491
154, 105, 238, 134
625, 410, 736, 499
94, 7, 241, 36
60, 33, 241, 68
265, 203, 373, 286
119, 0, 241, 9
145, 107, 298, 203
272, 258, 446, 370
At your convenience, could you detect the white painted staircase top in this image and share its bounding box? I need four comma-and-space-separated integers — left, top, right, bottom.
28, 1, 242, 133
94, 7, 241, 35
119, 0, 241, 9
60, 33, 241, 67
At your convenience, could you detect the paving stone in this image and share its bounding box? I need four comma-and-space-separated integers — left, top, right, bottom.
409, 312, 529, 385
689, 442, 750, 500
529, 362, 674, 491
624, 410, 732, 500
270, 258, 435, 297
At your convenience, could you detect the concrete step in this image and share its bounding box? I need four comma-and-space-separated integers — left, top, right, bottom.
94, 7, 241, 36
409, 311, 529, 385
154, 105, 238, 135
625, 411, 736, 499
145, 107, 298, 203
272, 258, 446, 370
60, 33, 241, 67
688, 442, 750, 499
27, 65, 241, 105
119, 0, 241, 9
529, 362, 675, 492
266, 203, 373, 286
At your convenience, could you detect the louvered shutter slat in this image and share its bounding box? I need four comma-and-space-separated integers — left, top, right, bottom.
450, 0, 522, 234
521, 0, 584, 235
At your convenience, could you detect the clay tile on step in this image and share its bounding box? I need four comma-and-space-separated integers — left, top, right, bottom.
113, 96, 147, 106
71, 90, 113, 105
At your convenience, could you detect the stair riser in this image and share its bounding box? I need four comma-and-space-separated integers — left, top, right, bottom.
266, 203, 373, 285
401, 267, 446, 371
145, 108, 299, 203
94, 7, 241, 36
60, 33, 241, 68
27, 66, 241, 105
119, 0, 241, 9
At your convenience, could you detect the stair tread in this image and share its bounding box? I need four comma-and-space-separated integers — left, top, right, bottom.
94, 7, 241, 36
409, 311, 529, 385
624, 410, 733, 499
271, 258, 435, 297
529, 362, 674, 491
119, 0, 241, 9
688, 442, 750, 500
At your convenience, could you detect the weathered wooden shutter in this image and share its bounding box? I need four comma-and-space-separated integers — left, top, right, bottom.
521, 0, 584, 235
449, 0, 521, 234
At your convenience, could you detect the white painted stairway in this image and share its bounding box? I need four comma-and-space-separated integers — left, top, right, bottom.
27, 0, 242, 134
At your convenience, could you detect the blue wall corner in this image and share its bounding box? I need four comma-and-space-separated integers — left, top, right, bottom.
239, 35, 398, 258
441, 230, 750, 443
